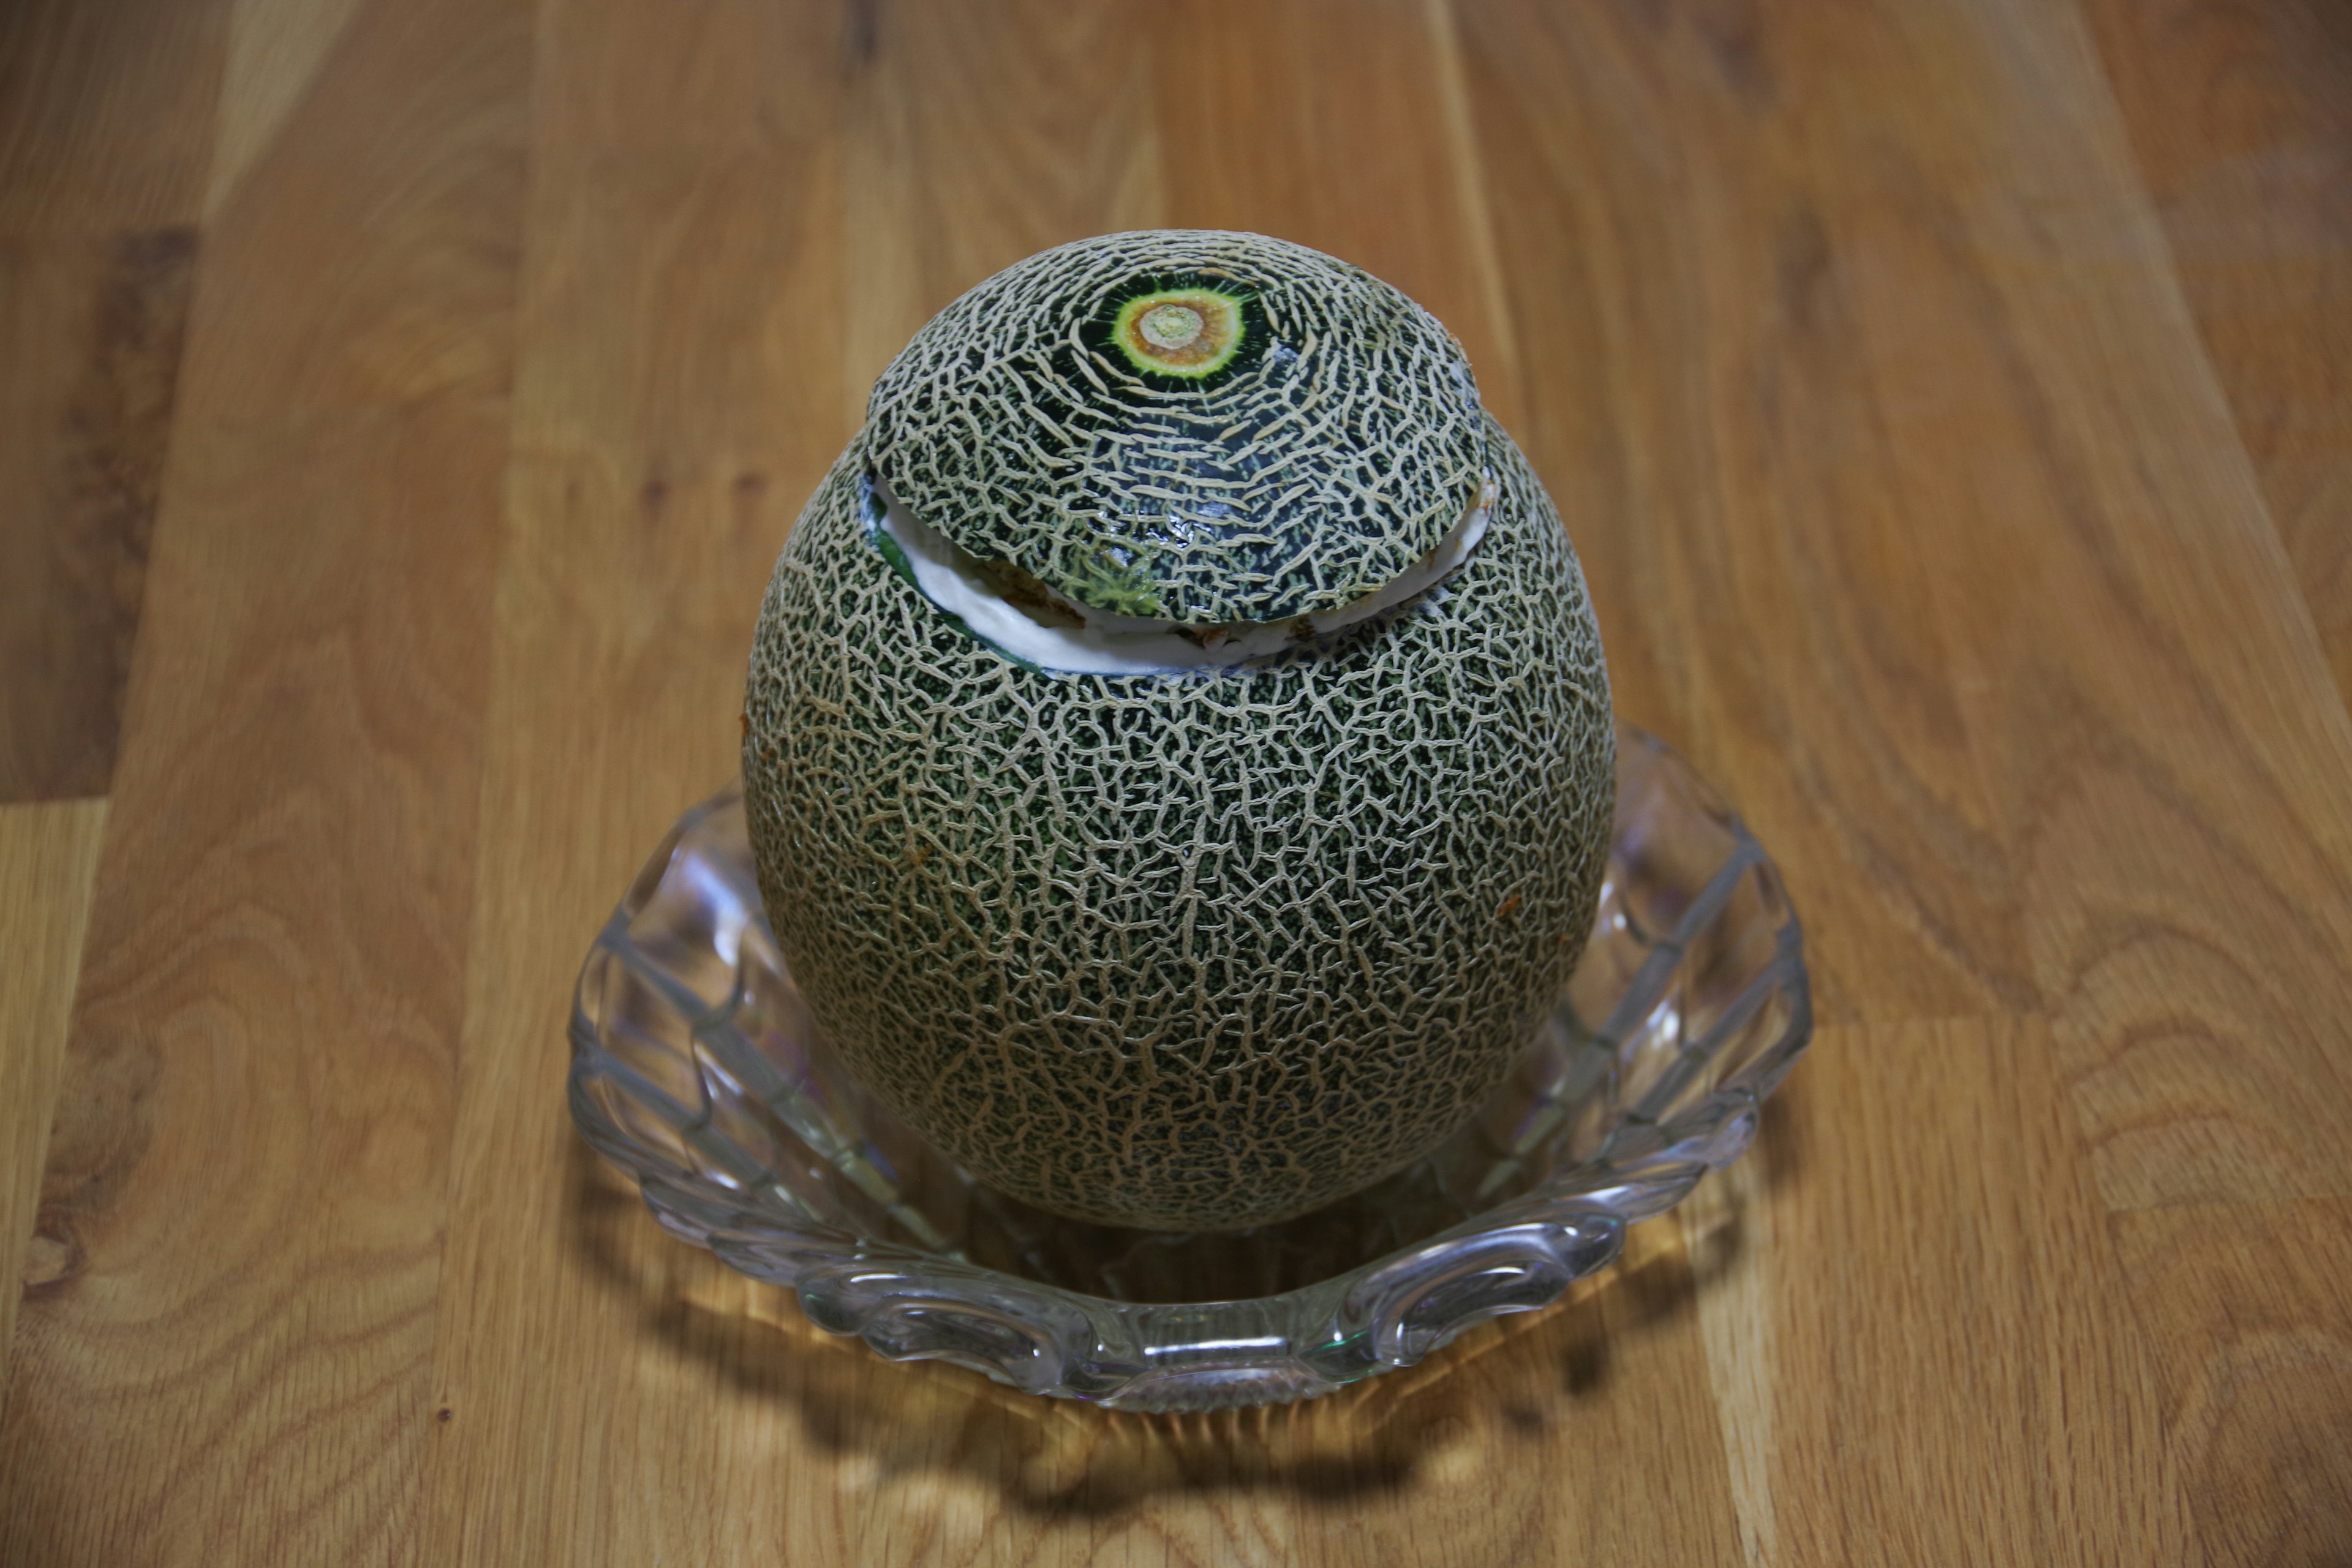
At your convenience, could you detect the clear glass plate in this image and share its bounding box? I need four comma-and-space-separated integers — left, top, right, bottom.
568, 722, 1810, 1412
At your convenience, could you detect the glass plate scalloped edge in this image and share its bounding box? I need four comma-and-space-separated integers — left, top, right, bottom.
568, 722, 1811, 1412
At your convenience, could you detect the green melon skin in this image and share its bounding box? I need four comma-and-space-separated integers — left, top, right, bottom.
742, 417, 1612, 1232
869, 230, 1489, 628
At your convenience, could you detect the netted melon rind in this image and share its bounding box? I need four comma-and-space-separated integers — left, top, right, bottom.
867, 231, 1487, 627
743, 417, 1612, 1232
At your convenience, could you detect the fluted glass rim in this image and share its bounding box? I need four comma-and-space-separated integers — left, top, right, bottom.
568, 722, 1810, 1411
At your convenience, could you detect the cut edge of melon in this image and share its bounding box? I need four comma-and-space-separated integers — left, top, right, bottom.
867, 473, 1496, 677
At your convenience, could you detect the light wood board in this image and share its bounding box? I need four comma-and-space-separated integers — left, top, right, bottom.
3, 0, 2348, 1561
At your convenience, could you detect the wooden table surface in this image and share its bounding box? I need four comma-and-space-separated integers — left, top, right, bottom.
5, 0, 2351, 1561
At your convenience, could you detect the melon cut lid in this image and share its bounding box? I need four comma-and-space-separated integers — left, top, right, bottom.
866, 230, 1491, 630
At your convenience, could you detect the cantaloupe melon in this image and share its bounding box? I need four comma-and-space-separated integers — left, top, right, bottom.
744, 232, 1612, 1231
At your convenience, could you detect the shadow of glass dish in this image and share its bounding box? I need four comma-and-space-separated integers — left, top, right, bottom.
568, 721, 1811, 1412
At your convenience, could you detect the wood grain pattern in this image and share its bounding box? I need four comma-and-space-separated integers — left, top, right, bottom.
0, 230, 196, 801
1790, 0, 2352, 1213
0, 801, 107, 1398
202, 0, 371, 220
1457, 0, 2029, 1027
1149, 0, 1519, 428
0, 0, 232, 234
6, 0, 2351, 1561
0, 0, 222, 803
2086, 0, 2352, 709
1702, 1021, 2188, 1561
0, 0, 531, 1558
419, 0, 853, 1559
2113, 1199, 2352, 1566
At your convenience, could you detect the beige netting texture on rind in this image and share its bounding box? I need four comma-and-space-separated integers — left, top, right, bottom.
744, 418, 1613, 1231
867, 231, 1488, 627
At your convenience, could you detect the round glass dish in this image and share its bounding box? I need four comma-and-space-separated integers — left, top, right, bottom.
568, 722, 1810, 1412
